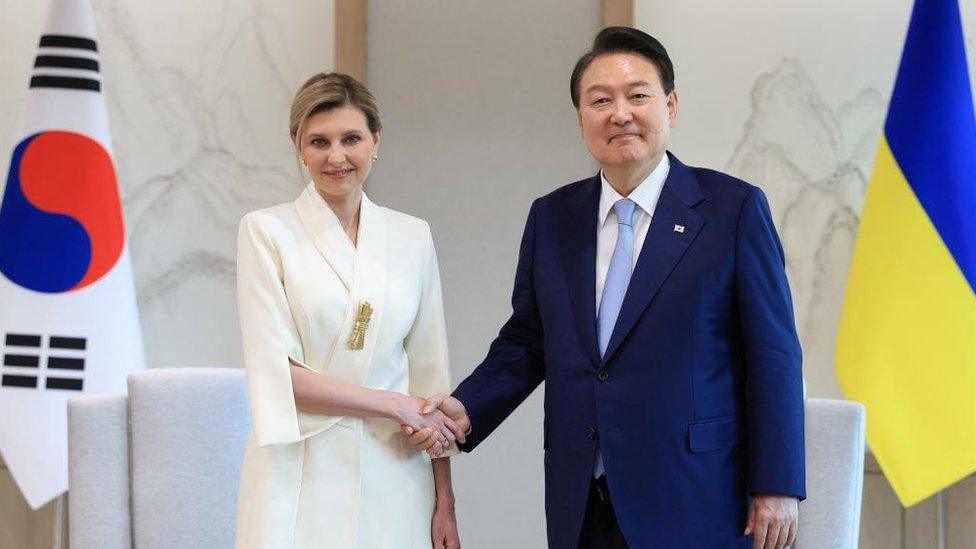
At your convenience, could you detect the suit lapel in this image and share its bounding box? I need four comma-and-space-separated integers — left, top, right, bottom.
295, 183, 355, 292
601, 154, 706, 366
559, 176, 601, 367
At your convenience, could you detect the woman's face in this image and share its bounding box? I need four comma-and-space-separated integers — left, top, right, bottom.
297, 105, 379, 201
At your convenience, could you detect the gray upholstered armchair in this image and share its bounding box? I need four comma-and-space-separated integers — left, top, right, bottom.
67, 369, 866, 548
68, 368, 249, 549
796, 398, 866, 548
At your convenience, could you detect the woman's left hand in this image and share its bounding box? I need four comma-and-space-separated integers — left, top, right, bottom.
431, 497, 460, 549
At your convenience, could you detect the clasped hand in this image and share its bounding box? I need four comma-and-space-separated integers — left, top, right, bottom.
400, 394, 471, 458
393, 395, 467, 457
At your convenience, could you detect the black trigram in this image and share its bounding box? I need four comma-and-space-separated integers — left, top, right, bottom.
29, 34, 101, 93
2, 333, 86, 391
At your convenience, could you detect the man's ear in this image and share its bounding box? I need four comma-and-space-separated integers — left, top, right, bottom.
667, 90, 679, 128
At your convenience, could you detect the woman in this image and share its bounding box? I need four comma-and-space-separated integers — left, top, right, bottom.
234, 72, 466, 549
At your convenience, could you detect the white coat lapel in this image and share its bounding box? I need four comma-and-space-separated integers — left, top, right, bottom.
323, 193, 388, 387
295, 182, 355, 292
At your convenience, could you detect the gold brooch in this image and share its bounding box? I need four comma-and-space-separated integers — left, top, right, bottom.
347, 301, 373, 350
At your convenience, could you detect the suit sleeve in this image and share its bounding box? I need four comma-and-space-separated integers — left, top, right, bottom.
735, 187, 806, 499
237, 213, 338, 447
453, 201, 546, 452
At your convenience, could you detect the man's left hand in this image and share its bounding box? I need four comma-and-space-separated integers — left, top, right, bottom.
744, 494, 798, 549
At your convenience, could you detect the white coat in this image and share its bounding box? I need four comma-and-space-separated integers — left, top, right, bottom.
234, 183, 453, 548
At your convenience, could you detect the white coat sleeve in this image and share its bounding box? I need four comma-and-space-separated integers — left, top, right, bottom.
404, 222, 452, 399
403, 223, 460, 459
237, 213, 340, 446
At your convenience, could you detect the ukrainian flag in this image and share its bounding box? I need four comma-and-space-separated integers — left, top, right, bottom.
836, 0, 976, 506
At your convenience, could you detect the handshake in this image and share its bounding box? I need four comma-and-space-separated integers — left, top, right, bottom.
394, 394, 471, 458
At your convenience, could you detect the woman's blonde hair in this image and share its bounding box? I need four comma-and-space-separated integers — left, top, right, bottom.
289, 72, 381, 151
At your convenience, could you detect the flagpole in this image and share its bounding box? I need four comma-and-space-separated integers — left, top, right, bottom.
937, 489, 947, 549
52, 493, 65, 549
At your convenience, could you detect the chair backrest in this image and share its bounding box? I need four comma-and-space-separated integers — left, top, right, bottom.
796, 398, 866, 549
68, 367, 250, 549
67, 394, 131, 549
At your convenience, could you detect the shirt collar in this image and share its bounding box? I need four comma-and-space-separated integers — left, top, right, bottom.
598, 154, 671, 227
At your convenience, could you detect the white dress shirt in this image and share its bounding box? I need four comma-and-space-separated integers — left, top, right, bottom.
596, 154, 671, 311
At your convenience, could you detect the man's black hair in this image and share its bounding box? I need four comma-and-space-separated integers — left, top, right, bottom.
570, 26, 675, 108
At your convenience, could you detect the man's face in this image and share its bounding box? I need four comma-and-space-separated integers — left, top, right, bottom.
577, 52, 677, 173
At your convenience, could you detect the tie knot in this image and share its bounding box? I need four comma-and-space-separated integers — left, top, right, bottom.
613, 199, 637, 227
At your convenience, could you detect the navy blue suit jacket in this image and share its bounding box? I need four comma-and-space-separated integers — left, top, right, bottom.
453, 153, 805, 548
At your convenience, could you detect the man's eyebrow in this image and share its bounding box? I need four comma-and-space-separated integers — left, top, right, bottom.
584, 80, 652, 94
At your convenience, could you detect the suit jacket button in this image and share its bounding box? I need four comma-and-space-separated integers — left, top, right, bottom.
587, 428, 597, 441
597, 370, 609, 381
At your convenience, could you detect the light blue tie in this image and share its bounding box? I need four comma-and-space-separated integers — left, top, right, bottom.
594, 198, 637, 478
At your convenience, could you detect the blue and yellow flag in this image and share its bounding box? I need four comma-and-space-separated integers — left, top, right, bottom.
836, 0, 976, 506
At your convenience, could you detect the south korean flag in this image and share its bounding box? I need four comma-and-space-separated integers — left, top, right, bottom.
0, 0, 145, 509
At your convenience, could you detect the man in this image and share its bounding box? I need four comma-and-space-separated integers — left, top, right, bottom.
409, 27, 804, 548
